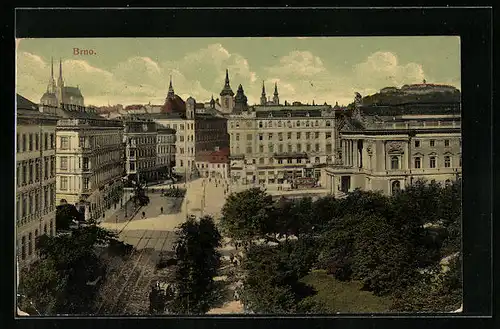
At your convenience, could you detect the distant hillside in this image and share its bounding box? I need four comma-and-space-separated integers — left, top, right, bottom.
361, 84, 461, 106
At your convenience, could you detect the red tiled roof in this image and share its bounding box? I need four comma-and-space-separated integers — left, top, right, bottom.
161, 95, 186, 114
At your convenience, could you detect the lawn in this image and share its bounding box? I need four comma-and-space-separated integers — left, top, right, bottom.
300, 270, 393, 313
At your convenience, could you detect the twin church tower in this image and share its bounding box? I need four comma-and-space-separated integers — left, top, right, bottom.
40, 58, 85, 107
218, 69, 280, 114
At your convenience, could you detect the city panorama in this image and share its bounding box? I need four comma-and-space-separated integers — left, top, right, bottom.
15, 37, 462, 315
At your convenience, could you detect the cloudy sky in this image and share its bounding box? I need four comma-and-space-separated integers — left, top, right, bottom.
16, 37, 460, 107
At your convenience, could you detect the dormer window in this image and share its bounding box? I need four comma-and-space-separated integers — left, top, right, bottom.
287, 112, 291, 117
268, 112, 273, 118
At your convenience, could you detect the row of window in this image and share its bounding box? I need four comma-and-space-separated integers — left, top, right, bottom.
16, 132, 55, 153
157, 145, 176, 154
390, 155, 461, 170
178, 147, 194, 155
59, 156, 91, 171
231, 119, 332, 129
240, 156, 327, 166
233, 142, 330, 154
16, 184, 55, 224
163, 122, 194, 131
17, 221, 54, 260
414, 139, 460, 148
16, 156, 55, 187
178, 159, 195, 168
232, 131, 332, 142
59, 164, 121, 191
157, 135, 176, 143
128, 160, 157, 171
179, 135, 194, 142
128, 148, 155, 158
77, 135, 122, 150
127, 136, 155, 146
198, 163, 226, 169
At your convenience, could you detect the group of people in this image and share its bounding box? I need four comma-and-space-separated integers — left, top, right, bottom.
203, 177, 231, 196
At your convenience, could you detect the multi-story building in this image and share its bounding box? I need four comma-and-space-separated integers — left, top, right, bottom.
127, 78, 229, 181
123, 118, 158, 182
16, 94, 58, 266
227, 104, 343, 185
156, 124, 177, 179
195, 147, 230, 179
323, 93, 462, 196
55, 103, 124, 221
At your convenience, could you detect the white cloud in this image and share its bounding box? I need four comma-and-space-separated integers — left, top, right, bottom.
16, 47, 434, 108
267, 51, 328, 78
353, 51, 425, 91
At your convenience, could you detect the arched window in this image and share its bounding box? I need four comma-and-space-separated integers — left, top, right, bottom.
414, 157, 421, 169
391, 156, 399, 170
391, 180, 401, 195
444, 156, 451, 168
429, 156, 436, 168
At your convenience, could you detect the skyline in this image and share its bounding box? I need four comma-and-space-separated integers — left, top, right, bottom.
16, 36, 461, 107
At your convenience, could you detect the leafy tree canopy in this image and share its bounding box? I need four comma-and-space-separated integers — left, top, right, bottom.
19, 224, 132, 315
167, 216, 222, 314
220, 188, 275, 245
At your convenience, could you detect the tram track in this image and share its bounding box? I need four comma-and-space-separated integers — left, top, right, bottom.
109, 230, 155, 314
124, 231, 175, 314
96, 229, 149, 314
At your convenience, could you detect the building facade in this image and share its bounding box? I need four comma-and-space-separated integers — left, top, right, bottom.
55, 104, 124, 221
137, 92, 229, 181
323, 99, 462, 196
16, 95, 58, 266
123, 118, 158, 182
227, 104, 342, 185
195, 147, 230, 179
156, 124, 177, 179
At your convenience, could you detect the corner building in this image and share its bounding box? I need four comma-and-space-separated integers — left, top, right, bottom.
227, 104, 343, 185
123, 118, 159, 182
323, 99, 462, 196
54, 104, 124, 221
16, 95, 58, 267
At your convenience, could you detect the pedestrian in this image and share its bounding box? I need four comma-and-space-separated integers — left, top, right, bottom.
160, 206, 163, 214
142, 211, 145, 219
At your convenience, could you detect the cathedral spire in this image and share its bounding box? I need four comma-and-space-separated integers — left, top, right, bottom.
225, 69, 230, 86
272, 81, 279, 105
260, 80, 267, 105
220, 69, 234, 97
57, 58, 64, 87
167, 75, 175, 99
46, 57, 57, 93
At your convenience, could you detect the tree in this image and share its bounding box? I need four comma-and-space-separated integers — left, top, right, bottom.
239, 240, 319, 314
351, 213, 417, 295
315, 215, 359, 281
19, 224, 132, 315
168, 216, 222, 314
56, 203, 81, 230
220, 188, 275, 246
391, 255, 462, 312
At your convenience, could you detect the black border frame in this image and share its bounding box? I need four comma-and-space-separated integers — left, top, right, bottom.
3, 6, 495, 329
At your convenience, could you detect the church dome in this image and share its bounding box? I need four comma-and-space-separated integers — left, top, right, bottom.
161, 94, 186, 114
